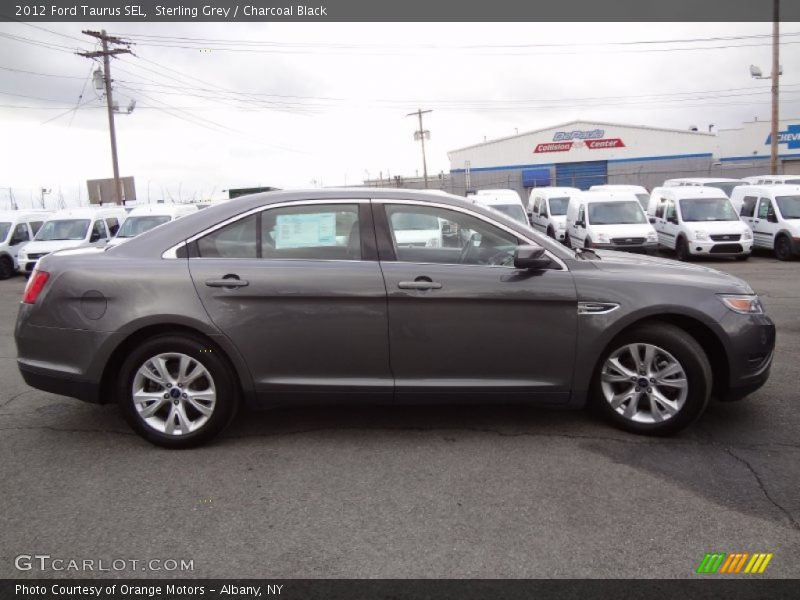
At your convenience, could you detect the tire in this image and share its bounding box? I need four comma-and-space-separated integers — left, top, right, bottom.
0, 256, 13, 280
591, 323, 712, 436
675, 236, 690, 261
564, 235, 572, 249
774, 235, 793, 261
547, 226, 555, 239
117, 333, 239, 448
584, 237, 593, 249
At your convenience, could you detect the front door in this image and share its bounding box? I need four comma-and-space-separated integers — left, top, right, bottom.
375, 200, 577, 404
188, 200, 392, 404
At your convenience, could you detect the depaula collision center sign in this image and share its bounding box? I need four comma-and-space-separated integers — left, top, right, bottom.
534, 129, 625, 153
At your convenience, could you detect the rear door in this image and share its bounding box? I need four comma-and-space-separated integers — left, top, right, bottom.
738, 195, 758, 240
374, 199, 577, 404
188, 199, 392, 404
659, 199, 680, 249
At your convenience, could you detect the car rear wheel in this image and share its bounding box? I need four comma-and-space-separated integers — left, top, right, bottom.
117, 334, 238, 448
547, 226, 555, 239
592, 323, 712, 435
774, 235, 793, 261
0, 256, 13, 280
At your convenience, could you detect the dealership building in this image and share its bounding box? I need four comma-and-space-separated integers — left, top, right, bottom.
446, 117, 800, 199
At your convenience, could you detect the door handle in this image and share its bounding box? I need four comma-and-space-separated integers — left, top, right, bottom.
398, 281, 442, 290
205, 276, 249, 288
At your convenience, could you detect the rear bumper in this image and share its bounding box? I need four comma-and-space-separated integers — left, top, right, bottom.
18, 361, 100, 403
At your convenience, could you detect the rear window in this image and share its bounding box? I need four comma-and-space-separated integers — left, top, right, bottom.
587, 201, 646, 225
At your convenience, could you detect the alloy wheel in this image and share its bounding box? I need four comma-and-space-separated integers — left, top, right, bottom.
600, 343, 688, 424
131, 352, 216, 436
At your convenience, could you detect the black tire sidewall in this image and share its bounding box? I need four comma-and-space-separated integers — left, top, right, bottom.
591, 323, 712, 436
775, 236, 791, 261
0, 256, 12, 280
117, 334, 238, 448
675, 237, 689, 261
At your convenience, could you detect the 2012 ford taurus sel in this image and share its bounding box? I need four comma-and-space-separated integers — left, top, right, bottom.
15, 189, 775, 448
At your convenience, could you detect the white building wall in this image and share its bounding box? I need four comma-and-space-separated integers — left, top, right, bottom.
448, 120, 715, 171
716, 117, 800, 161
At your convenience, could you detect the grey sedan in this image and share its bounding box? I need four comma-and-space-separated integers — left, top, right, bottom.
15, 189, 775, 447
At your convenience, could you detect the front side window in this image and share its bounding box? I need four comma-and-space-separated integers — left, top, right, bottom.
35, 219, 90, 241
679, 198, 738, 222
117, 215, 171, 238
655, 201, 665, 219
578, 205, 586, 224
196, 204, 360, 260
12, 223, 29, 243
385, 204, 519, 266
105, 218, 120, 235
757, 199, 773, 220
665, 201, 677, 221
90, 220, 107, 241
587, 201, 646, 225
548, 197, 569, 216
775, 196, 800, 220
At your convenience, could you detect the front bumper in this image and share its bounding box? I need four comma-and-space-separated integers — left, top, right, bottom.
17, 258, 41, 273
591, 241, 658, 254
718, 312, 775, 401
688, 239, 753, 256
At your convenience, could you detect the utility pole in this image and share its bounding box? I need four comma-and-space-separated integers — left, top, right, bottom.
407, 109, 432, 188
78, 30, 131, 205
770, 0, 780, 175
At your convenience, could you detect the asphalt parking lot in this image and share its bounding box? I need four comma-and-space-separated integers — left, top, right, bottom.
0, 252, 798, 579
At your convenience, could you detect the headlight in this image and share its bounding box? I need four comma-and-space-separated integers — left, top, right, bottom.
719, 294, 764, 314
596, 233, 609, 243
694, 230, 709, 240
646, 232, 657, 241
743, 229, 753, 240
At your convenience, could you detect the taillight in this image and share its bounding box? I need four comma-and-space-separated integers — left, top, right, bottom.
22, 270, 49, 304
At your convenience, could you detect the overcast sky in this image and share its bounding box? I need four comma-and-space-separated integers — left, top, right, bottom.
1, 21, 799, 208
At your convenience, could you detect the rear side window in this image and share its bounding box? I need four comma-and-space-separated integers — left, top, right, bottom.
196, 204, 361, 260
740, 196, 757, 217
91, 220, 107, 240
655, 200, 665, 218
665, 201, 677, 221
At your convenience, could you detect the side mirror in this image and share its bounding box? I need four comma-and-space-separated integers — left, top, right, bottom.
541, 208, 549, 218
649, 217, 656, 224
575, 220, 585, 228
667, 216, 678, 225
89, 232, 102, 243
9, 235, 25, 246
514, 244, 551, 270
768, 213, 779, 224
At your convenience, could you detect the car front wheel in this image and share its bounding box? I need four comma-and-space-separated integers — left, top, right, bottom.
593, 323, 712, 435
117, 334, 238, 448
775, 235, 793, 261
675, 237, 690, 261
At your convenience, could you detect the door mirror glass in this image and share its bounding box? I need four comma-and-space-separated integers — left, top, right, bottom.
575, 220, 585, 228
667, 216, 679, 224
514, 244, 551, 270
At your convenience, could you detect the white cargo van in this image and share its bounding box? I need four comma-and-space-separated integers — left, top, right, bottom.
732, 184, 800, 260
647, 186, 752, 261
0, 210, 50, 279
107, 203, 198, 247
589, 184, 650, 211
467, 189, 528, 225
528, 187, 579, 242
746, 174, 800, 186
17, 206, 127, 274
662, 178, 746, 198
566, 191, 658, 253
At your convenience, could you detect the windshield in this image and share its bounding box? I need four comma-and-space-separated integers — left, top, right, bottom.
776, 195, 800, 219
0, 222, 11, 243
547, 197, 569, 216
635, 194, 650, 209
491, 204, 527, 224
116, 215, 171, 238
35, 219, 90, 241
391, 213, 440, 231
679, 198, 738, 222
587, 201, 646, 225
705, 182, 743, 197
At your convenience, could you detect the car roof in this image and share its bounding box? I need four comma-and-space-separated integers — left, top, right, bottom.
652, 186, 729, 199
590, 184, 648, 192
734, 183, 800, 197
0, 210, 51, 220
666, 177, 744, 184
469, 194, 522, 206
47, 207, 127, 219
534, 187, 580, 197
126, 204, 198, 217
576, 191, 641, 203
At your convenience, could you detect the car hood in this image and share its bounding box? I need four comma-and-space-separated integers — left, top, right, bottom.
551, 215, 567, 226
19, 240, 86, 254
587, 223, 655, 236
582, 249, 753, 294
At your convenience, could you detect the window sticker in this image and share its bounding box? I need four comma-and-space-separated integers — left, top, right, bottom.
275, 213, 337, 248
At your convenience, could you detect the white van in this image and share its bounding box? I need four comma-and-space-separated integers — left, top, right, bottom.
528, 187, 580, 242
647, 186, 752, 261
466, 189, 528, 225
732, 184, 800, 260
589, 184, 650, 211
662, 177, 746, 198
17, 206, 127, 274
107, 203, 198, 247
566, 191, 658, 253
745, 174, 800, 186
0, 210, 50, 279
